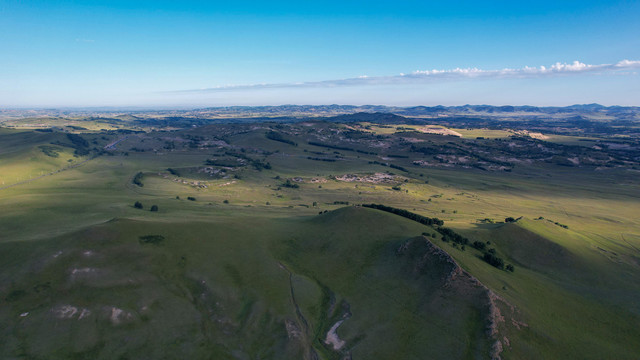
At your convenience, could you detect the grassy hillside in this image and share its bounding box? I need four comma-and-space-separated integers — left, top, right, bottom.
1, 122, 639, 359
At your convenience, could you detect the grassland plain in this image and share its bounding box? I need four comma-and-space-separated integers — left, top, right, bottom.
1, 120, 639, 359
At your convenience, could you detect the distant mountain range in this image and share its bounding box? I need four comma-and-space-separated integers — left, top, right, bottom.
2, 104, 639, 122
190, 104, 640, 120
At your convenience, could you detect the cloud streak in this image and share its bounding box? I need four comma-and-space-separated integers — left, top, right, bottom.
175, 60, 640, 93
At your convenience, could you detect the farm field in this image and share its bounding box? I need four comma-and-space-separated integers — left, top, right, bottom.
1, 116, 640, 359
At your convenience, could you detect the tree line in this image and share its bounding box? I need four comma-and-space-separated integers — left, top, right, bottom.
361, 203, 444, 226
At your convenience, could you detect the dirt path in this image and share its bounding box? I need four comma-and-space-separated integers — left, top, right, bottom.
104, 135, 129, 150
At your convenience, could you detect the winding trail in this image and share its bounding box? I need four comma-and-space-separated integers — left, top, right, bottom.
621, 234, 640, 254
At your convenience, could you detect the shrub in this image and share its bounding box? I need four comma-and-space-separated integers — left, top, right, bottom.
167, 168, 180, 176
281, 179, 299, 188
134, 201, 143, 209
150, 205, 158, 212
187, 196, 196, 201
139, 235, 165, 245
506, 264, 515, 272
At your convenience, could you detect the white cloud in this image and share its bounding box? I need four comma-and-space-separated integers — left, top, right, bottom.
550, 61, 591, 72
174, 59, 640, 93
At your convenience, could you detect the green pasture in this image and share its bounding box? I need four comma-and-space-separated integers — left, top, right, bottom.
1, 123, 639, 359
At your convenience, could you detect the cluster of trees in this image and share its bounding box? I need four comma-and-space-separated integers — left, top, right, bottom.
307, 157, 337, 162
281, 179, 300, 188
356, 149, 377, 155
307, 141, 377, 155
437, 227, 469, 245
134, 201, 158, 212
167, 168, 180, 176
483, 252, 505, 269
362, 204, 444, 226
477, 245, 514, 272
366, 160, 408, 172
266, 131, 297, 146
411, 218, 516, 273
472, 241, 487, 250
369, 160, 388, 166
133, 172, 144, 187
139, 234, 165, 244
39, 145, 60, 158
550, 220, 569, 229
66, 133, 90, 156
251, 158, 272, 171
389, 163, 409, 172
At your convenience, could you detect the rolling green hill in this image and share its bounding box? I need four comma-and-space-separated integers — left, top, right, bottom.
1, 121, 639, 359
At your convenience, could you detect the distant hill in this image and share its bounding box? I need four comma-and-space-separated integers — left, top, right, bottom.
3, 103, 640, 122
323, 112, 410, 124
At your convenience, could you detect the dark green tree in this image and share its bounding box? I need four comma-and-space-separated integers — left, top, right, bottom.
506, 264, 515, 272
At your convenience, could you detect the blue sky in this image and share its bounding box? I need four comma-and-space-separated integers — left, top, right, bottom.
1, 0, 639, 107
